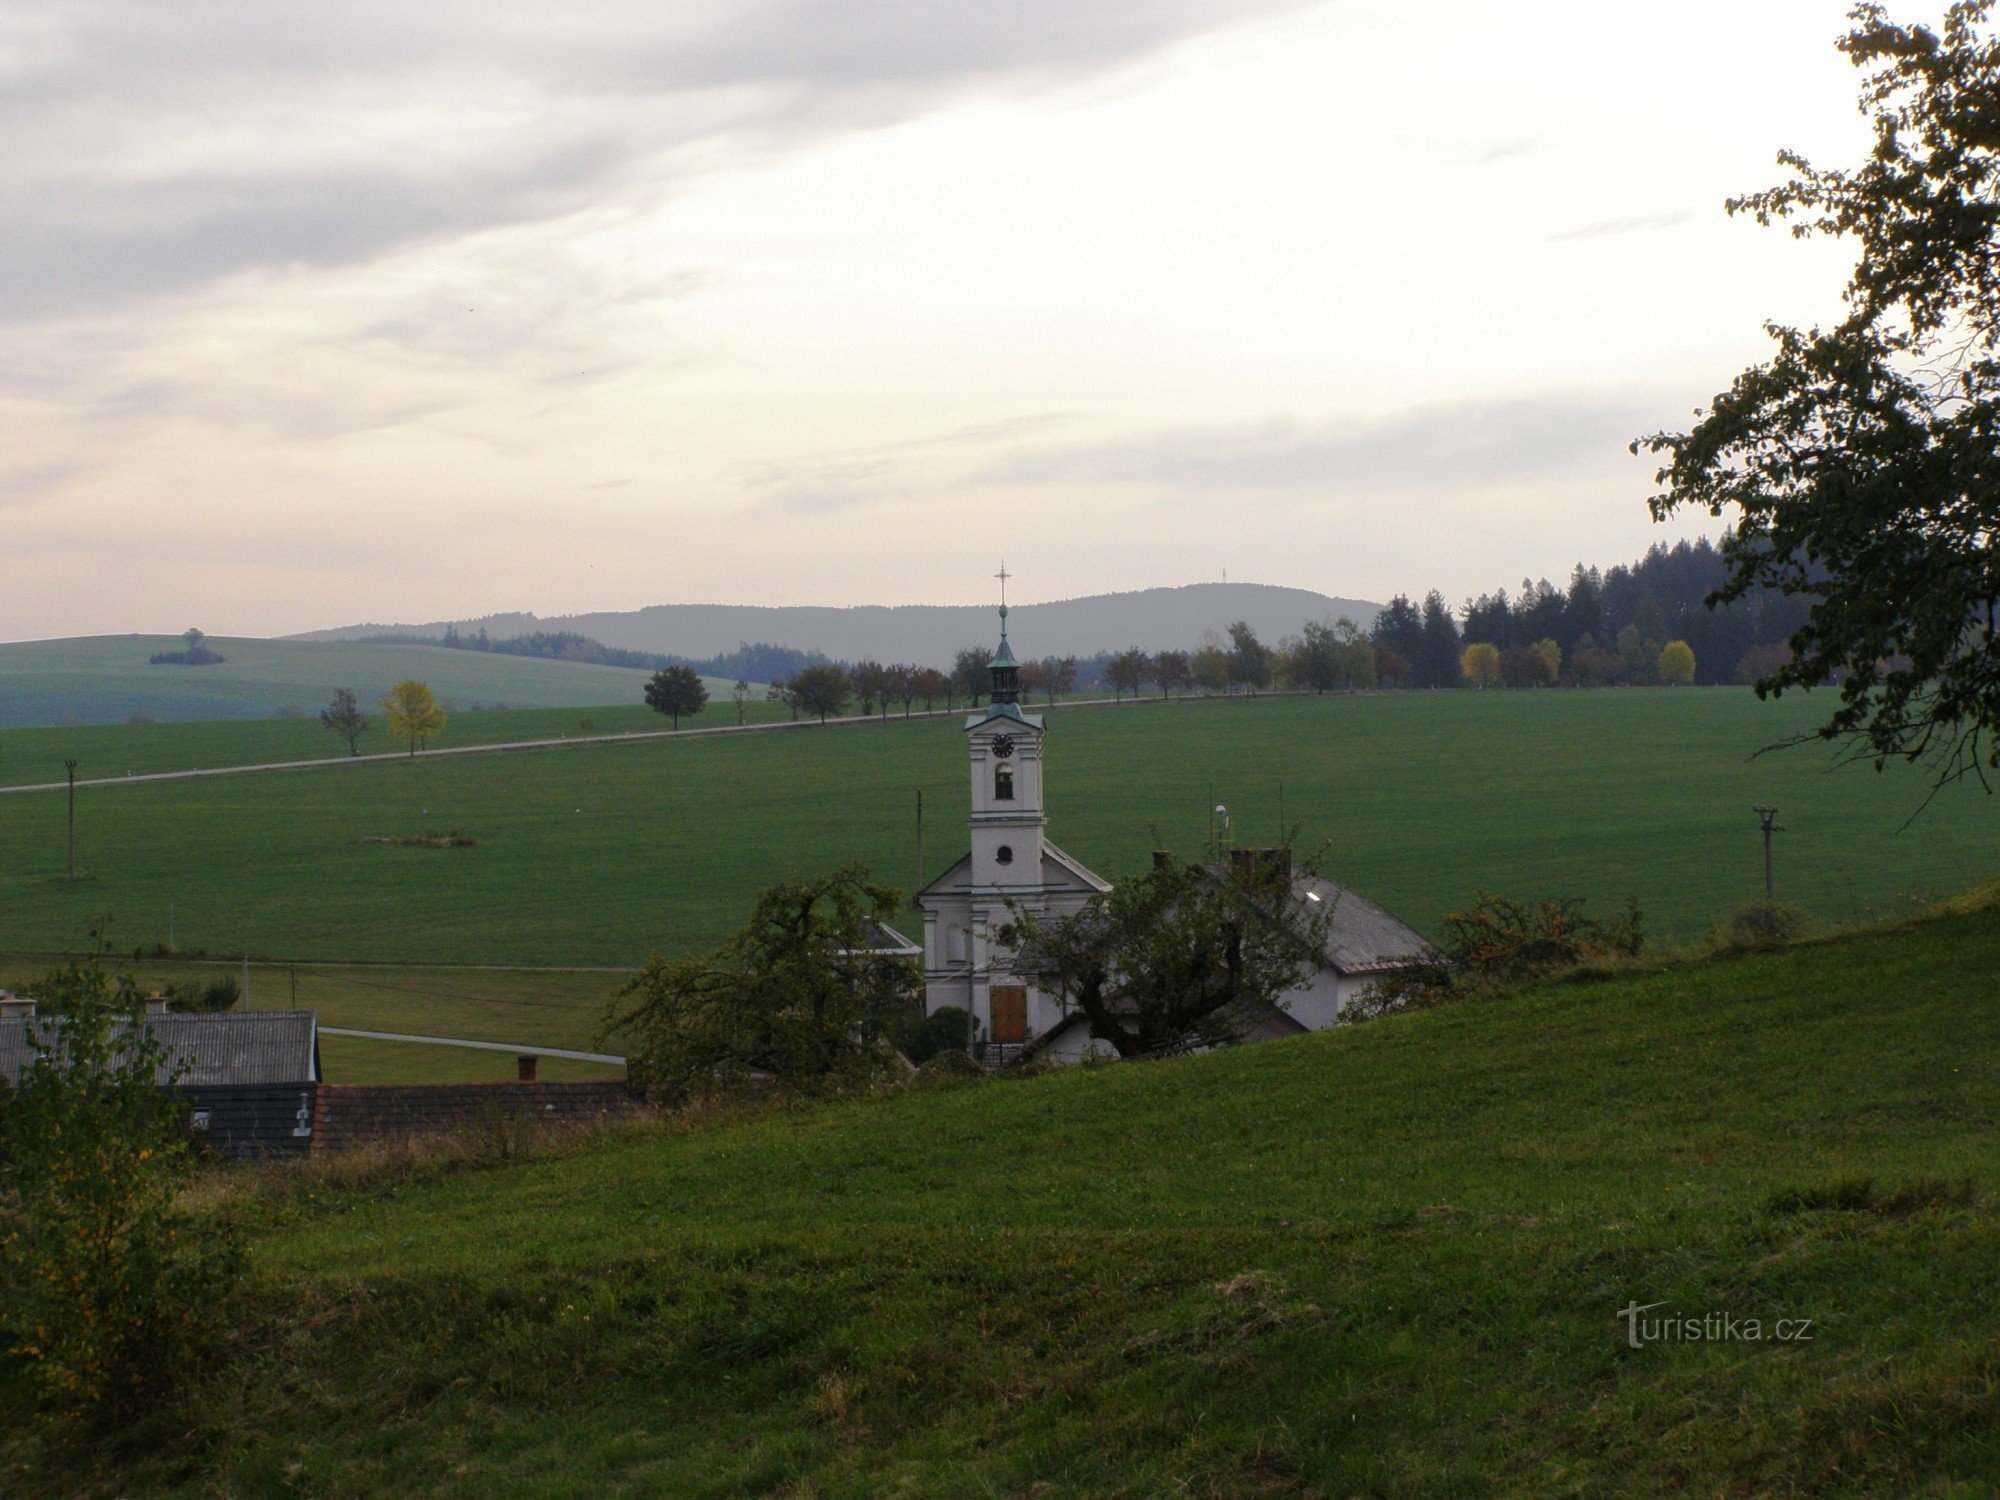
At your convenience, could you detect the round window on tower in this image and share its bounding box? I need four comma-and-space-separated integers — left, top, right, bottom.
995, 845, 1014, 865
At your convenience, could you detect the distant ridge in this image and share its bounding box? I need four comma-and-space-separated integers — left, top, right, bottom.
291, 583, 1382, 667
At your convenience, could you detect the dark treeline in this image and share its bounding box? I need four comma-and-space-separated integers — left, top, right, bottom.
1371, 536, 1807, 689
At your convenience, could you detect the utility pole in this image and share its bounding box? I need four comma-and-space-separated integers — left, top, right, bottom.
913, 789, 924, 911
63, 759, 78, 880
242, 954, 251, 1010
1753, 805, 1782, 903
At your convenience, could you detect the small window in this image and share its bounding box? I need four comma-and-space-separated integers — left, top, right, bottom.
995, 765, 1014, 800
996, 845, 1014, 865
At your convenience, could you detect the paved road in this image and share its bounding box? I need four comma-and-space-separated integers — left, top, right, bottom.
0, 692, 1186, 795
319, 1026, 625, 1065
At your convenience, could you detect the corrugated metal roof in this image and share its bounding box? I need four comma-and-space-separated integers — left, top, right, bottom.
0, 1010, 318, 1087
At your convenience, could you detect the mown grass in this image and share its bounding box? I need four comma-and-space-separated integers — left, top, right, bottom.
21, 899, 1999, 1496
0, 690, 1993, 967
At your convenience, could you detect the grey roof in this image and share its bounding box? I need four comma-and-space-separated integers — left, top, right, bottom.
0, 1010, 319, 1087
1293, 875, 1432, 974
964, 700, 1043, 731
860, 919, 922, 957
915, 839, 1110, 902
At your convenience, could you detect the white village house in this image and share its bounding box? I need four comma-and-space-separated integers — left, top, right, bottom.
914, 604, 1431, 1063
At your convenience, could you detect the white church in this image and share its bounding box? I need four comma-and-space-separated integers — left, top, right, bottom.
914, 601, 1431, 1063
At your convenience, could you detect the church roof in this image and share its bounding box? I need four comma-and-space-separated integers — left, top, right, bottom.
965, 700, 1043, 731
915, 840, 1109, 903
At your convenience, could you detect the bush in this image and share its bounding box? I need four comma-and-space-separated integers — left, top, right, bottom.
161, 974, 240, 1012
911, 1049, 984, 1091
892, 1006, 972, 1065
0, 959, 243, 1439
1713, 899, 1812, 953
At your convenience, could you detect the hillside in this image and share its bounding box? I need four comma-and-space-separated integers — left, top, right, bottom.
0, 636, 734, 729
37, 897, 2000, 1495
290, 582, 1384, 665
1, 692, 1994, 968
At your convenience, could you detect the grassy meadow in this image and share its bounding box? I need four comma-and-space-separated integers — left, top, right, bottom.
0, 634, 742, 731
27, 896, 2000, 1495
0, 689, 1993, 972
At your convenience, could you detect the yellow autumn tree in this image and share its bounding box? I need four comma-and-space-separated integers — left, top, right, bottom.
1658, 640, 1696, 686
1460, 642, 1500, 689
380, 679, 446, 755
1535, 638, 1562, 684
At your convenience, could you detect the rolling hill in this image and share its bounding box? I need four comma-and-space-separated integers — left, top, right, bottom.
24, 894, 2000, 1495
0, 635, 734, 729
290, 582, 1384, 666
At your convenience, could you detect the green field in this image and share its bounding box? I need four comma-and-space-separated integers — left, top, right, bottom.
0, 696, 798, 789
0, 634, 741, 730
29, 896, 2000, 1495
0, 690, 1992, 971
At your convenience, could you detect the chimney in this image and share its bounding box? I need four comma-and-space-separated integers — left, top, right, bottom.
517, 1054, 539, 1083
145, 997, 170, 1015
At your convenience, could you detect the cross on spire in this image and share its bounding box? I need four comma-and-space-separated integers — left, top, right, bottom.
995, 562, 1011, 610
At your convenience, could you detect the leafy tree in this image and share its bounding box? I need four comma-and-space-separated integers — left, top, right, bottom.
950, 647, 991, 707
1293, 621, 1340, 693
1226, 621, 1273, 694
182, 628, 204, 651
1190, 639, 1231, 694
1658, 639, 1697, 686
790, 663, 852, 723
1638, 1, 2000, 782
0, 958, 243, 1432
732, 679, 751, 726
1004, 852, 1335, 1058
608, 865, 918, 1100
885, 663, 922, 716
1106, 648, 1151, 700
912, 666, 951, 710
1042, 654, 1079, 703
1617, 625, 1660, 687
1460, 642, 1501, 688
1373, 642, 1412, 686
318, 686, 371, 755
644, 665, 708, 729
767, 677, 800, 720
380, 679, 445, 755
1152, 649, 1190, 697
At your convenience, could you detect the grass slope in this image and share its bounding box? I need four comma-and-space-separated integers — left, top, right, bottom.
52, 900, 2000, 1496
0, 634, 738, 729
0, 691, 1994, 966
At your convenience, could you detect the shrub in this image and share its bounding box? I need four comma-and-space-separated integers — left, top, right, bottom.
161, 974, 240, 1012
911, 1049, 984, 1090
0, 959, 243, 1439
892, 1006, 972, 1065
1713, 899, 1811, 953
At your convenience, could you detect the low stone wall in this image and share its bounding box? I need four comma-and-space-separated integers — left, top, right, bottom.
311, 1081, 644, 1153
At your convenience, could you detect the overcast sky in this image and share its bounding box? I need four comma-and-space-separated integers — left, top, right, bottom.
3, 0, 1878, 639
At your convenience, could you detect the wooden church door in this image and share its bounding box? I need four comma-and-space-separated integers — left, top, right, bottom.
990, 986, 1027, 1044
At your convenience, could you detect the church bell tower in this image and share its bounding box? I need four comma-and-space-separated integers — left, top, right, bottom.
966, 573, 1045, 890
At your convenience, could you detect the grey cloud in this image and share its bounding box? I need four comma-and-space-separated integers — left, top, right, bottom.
979, 397, 1658, 494
1547, 209, 1699, 241
2, 0, 1310, 319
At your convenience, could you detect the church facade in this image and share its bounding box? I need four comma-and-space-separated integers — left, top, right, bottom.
914, 608, 1108, 1056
